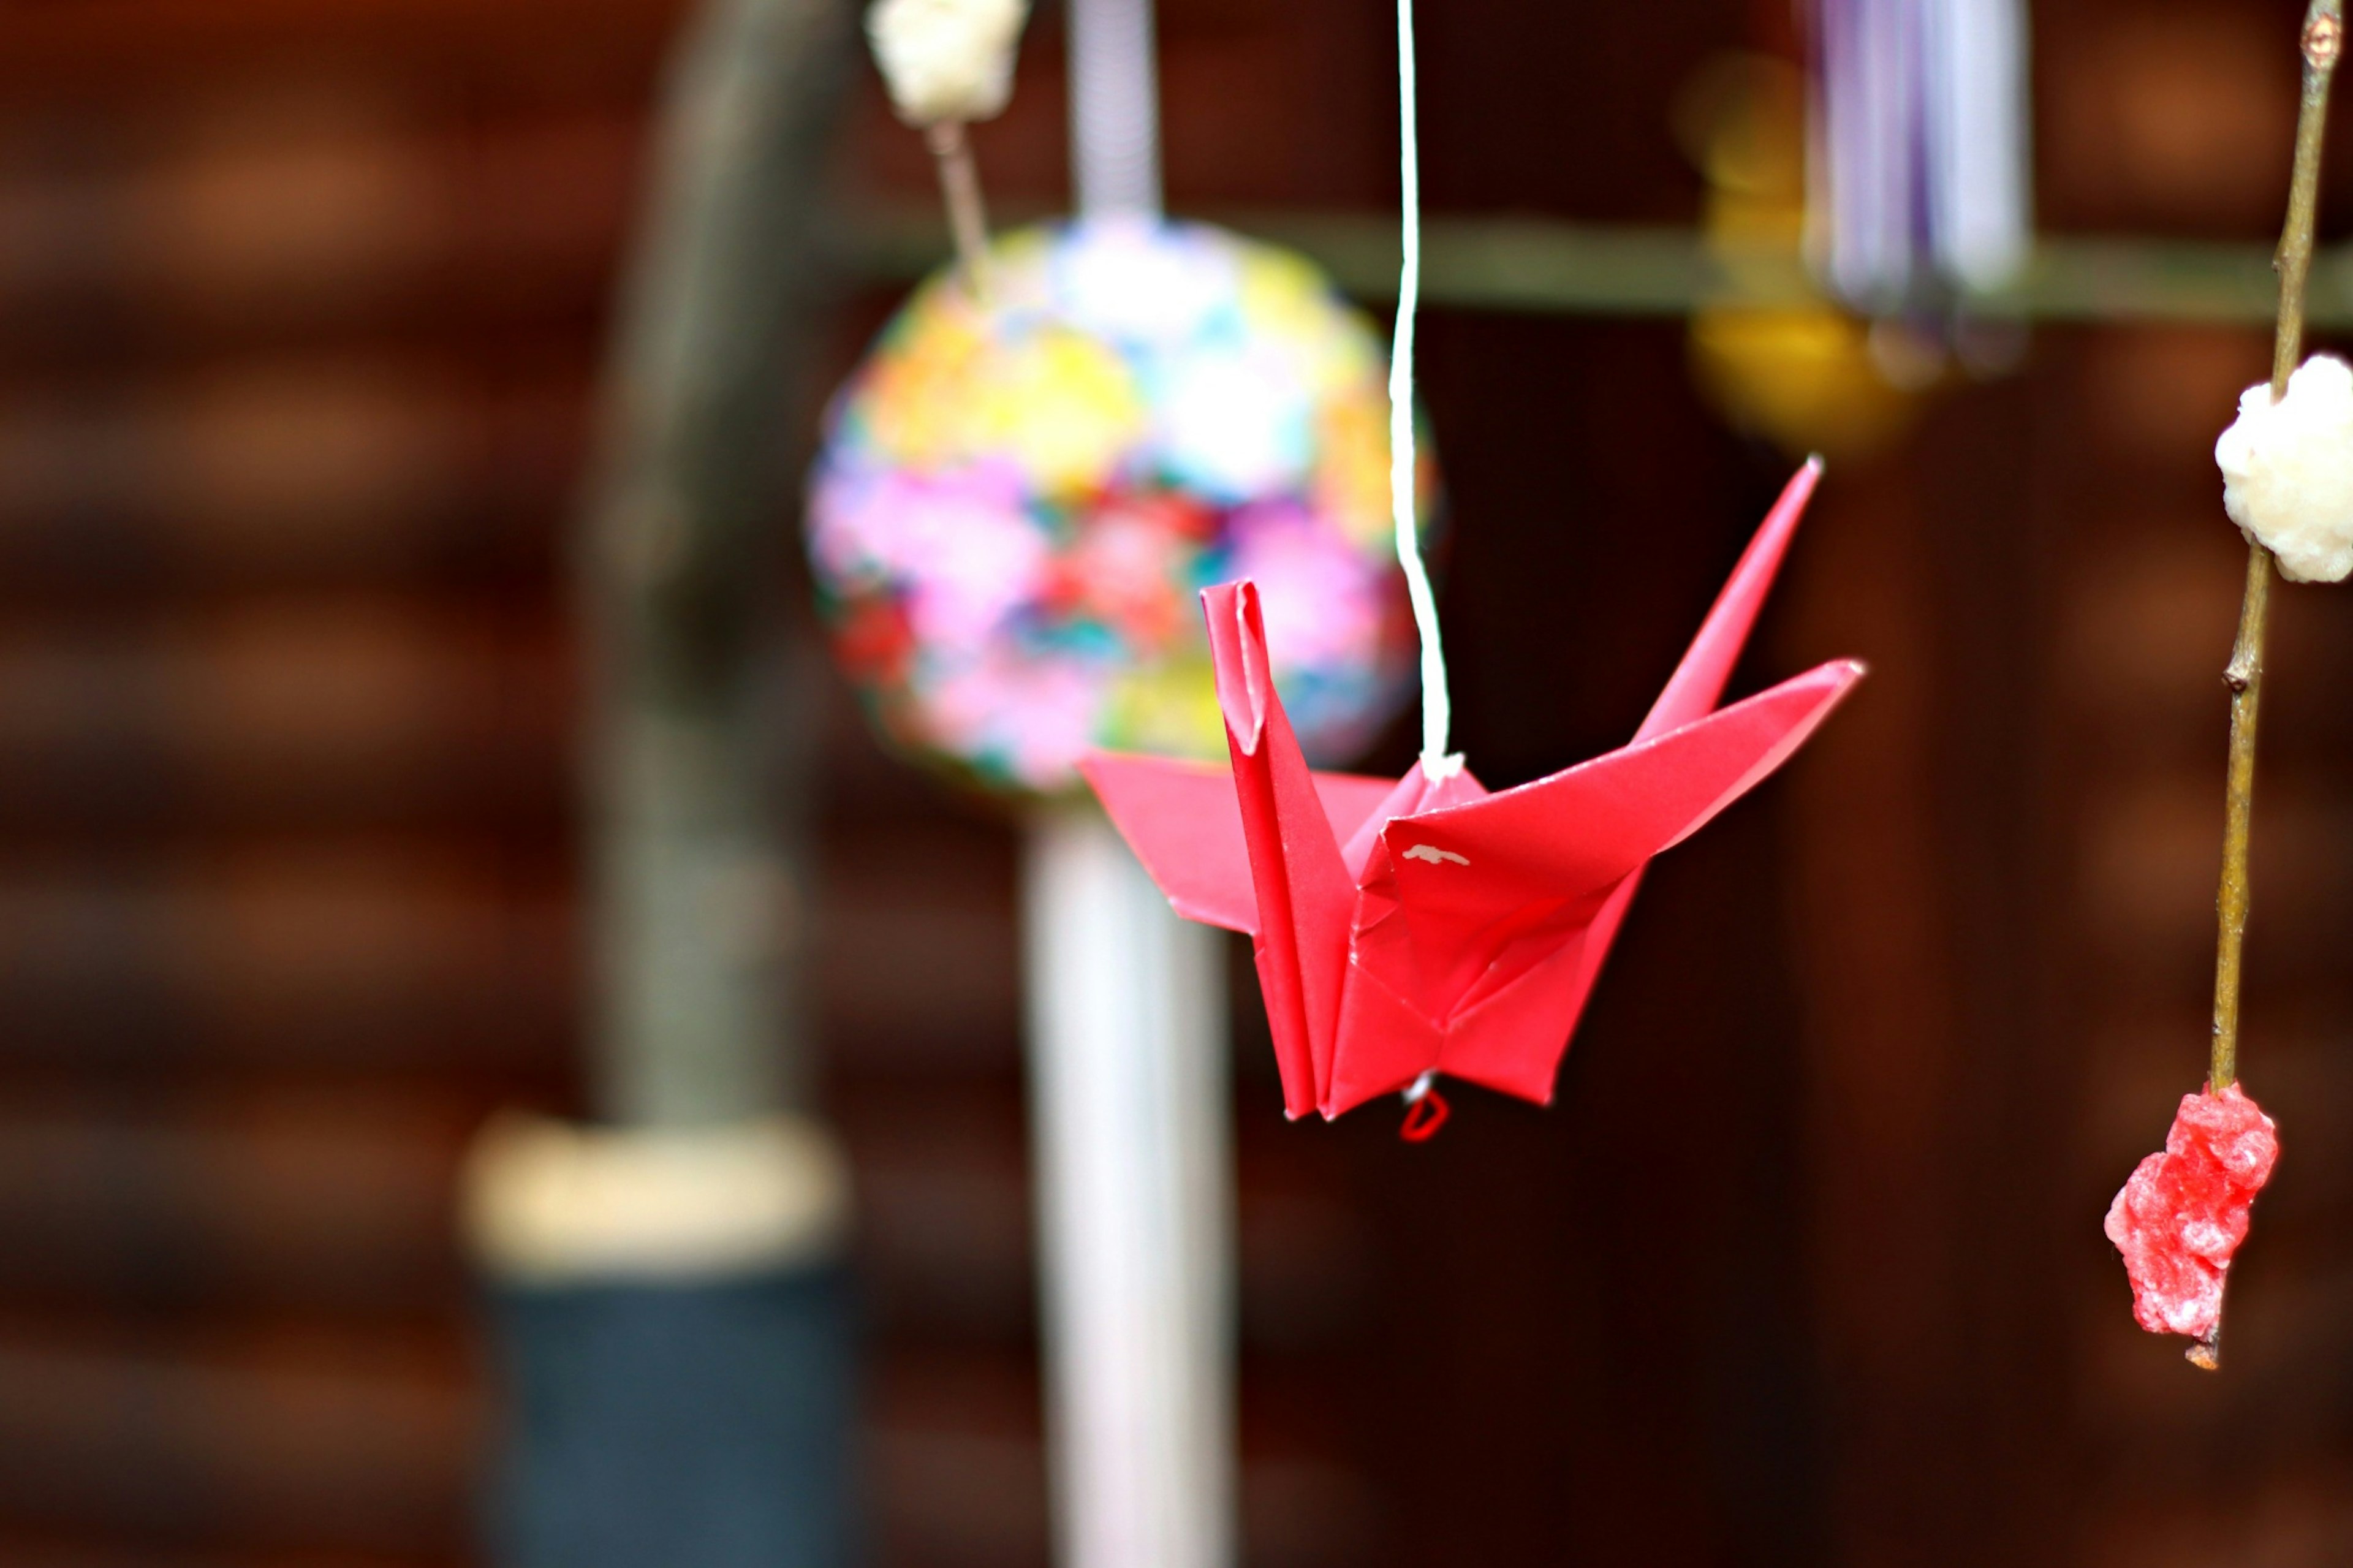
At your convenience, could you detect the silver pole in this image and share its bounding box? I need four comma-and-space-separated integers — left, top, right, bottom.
1067, 0, 1164, 218
1025, 12, 1235, 1564
1023, 806, 1233, 1568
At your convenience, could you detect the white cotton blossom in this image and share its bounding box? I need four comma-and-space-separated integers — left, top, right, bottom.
866, 0, 1030, 126
2215, 354, 2353, 584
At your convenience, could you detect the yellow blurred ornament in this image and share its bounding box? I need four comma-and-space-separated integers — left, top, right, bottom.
1678, 54, 1922, 460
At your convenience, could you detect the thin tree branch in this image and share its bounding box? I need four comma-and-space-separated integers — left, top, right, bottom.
925, 118, 995, 297
2193, 0, 2341, 1373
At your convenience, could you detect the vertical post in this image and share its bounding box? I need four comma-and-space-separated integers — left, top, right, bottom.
581, 0, 847, 1131
469, 0, 858, 1562
1023, 808, 1234, 1568
1027, 15, 1235, 1564
1067, 0, 1164, 218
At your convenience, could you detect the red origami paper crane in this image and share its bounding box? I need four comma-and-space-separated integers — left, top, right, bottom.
1081, 463, 1864, 1124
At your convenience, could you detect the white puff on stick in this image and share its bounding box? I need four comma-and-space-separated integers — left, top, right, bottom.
867, 0, 1031, 127
2216, 354, 2353, 584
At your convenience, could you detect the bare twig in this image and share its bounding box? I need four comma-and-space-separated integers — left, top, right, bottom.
926, 119, 995, 298
2193, 0, 2341, 1373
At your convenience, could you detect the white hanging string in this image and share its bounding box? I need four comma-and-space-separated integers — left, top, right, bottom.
1390, 0, 1452, 772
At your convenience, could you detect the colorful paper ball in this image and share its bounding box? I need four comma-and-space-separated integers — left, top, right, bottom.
807, 216, 1432, 795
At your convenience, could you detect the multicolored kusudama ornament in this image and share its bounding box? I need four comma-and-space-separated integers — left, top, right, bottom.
807, 216, 1430, 794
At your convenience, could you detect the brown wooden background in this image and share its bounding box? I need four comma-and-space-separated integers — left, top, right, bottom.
0, 0, 2349, 1564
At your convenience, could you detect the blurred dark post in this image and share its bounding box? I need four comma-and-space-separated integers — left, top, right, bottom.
466, 0, 855, 1561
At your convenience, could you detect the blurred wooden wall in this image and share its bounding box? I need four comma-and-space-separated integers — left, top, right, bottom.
0, 2, 676, 1562
6, 0, 2353, 1566
1770, 5, 2353, 1567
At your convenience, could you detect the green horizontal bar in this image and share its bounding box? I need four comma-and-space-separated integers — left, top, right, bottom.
845, 205, 2353, 328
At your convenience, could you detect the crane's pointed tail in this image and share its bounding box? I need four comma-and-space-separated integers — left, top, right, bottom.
1637, 458, 1822, 743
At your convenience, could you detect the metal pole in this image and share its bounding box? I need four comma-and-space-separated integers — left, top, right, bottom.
1025, 6, 1237, 1564
1024, 807, 1234, 1568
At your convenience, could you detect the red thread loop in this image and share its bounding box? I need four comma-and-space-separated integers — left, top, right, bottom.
1399, 1087, 1450, 1142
